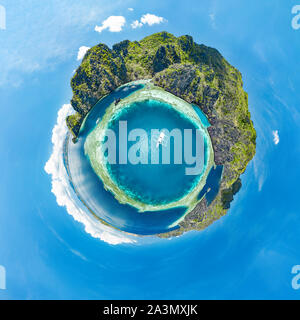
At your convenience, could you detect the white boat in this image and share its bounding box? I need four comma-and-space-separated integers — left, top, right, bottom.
156, 132, 166, 148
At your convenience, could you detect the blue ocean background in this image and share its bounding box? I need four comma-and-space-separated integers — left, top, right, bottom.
0, 0, 300, 299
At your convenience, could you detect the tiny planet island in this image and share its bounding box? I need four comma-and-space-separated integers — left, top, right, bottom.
64, 32, 256, 237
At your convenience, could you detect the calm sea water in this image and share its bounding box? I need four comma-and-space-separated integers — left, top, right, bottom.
107, 99, 206, 205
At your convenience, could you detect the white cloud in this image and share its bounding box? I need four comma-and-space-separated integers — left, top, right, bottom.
131, 20, 143, 29
131, 13, 166, 29
95, 16, 126, 33
141, 13, 166, 26
128, 8, 134, 11
272, 130, 280, 145
44, 104, 137, 245
77, 46, 90, 61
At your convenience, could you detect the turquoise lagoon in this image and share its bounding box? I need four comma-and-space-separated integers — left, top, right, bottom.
65, 81, 223, 235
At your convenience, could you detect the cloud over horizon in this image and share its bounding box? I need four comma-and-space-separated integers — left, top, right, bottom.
272, 130, 280, 145
95, 16, 126, 33
131, 13, 166, 29
44, 104, 137, 245
77, 46, 90, 60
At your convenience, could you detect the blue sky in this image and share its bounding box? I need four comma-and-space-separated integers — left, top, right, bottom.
1, 0, 300, 299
